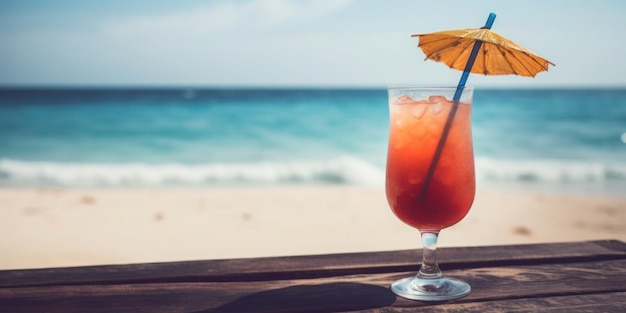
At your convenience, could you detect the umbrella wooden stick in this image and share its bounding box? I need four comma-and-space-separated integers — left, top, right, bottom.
418, 13, 497, 203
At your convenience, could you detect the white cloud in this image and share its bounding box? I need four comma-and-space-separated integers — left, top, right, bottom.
103, 0, 354, 37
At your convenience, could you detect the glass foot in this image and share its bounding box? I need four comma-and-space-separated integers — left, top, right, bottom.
391, 276, 470, 301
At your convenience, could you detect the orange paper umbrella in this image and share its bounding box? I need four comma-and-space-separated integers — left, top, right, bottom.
411, 13, 554, 202
412, 25, 554, 77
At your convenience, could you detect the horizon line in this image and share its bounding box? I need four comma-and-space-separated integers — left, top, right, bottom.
1, 84, 626, 90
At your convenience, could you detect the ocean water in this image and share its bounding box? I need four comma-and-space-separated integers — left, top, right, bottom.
0, 87, 625, 195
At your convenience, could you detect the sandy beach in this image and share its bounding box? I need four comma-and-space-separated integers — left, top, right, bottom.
1, 186, 625, 270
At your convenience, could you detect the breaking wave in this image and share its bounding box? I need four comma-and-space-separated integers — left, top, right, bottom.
475, 157, 626, 184
0, 157, 385, 187
1, 157, 625, 191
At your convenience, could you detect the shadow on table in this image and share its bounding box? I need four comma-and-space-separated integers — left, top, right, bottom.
204, 282, 396, 312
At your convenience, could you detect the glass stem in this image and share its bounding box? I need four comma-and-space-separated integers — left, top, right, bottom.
417, 231, 443, 280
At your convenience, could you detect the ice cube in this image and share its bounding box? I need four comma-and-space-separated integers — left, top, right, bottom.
411, 104, 427, 119
428, 95, 446, 104
394, 95, 415, 104
394, 116, 409, 129
430, 102, 442, 115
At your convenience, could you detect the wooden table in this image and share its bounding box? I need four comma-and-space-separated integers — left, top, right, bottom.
1, 240, 625, 312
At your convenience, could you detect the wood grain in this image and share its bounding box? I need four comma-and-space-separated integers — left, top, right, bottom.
1, 240, 625, 312
1, 240, 624, 288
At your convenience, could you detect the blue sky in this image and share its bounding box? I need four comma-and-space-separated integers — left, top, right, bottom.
1, 0, 625, 87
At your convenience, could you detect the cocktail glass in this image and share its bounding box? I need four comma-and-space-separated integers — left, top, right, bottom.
386, 86, 475, 301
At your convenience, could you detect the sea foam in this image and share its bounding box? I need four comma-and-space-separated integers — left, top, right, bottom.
0, 157, 384, 187
1, 157, 625, 190
476, 157, 626, 183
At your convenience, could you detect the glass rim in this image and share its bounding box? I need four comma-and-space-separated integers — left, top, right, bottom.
387, 85, 474, 91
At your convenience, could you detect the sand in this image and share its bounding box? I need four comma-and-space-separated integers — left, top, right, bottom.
1, 186, 625, 270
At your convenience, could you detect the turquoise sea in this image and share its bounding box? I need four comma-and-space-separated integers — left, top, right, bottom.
0, 87, 625, 195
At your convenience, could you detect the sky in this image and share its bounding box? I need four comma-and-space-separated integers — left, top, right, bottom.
1, 0, 625, 88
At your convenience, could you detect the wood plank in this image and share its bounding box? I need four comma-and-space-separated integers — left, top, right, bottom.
386, 292, 626, 312
1, 259, 625, 313
1, 240, 625, 288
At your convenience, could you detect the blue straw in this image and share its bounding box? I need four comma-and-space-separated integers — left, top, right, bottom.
418, 13, 496, 202
453, 13, 496, 100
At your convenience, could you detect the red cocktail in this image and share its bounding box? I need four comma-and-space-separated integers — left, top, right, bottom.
386, 93, 475, 230
385, 86, 475, 301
